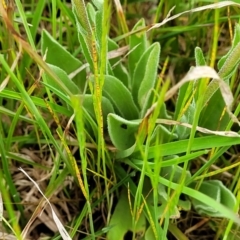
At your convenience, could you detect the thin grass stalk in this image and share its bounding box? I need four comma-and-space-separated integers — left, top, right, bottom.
0, 131, 24, 220
187, 146, 228, 184
190, 98, 240, 183
14, 0, 35, 49
0, 170, 22, 239
114, 0, 129, 43
149, 0, 164, 43
0, 55, 75, 172
51, 0, 57, 39
99, 0, 111, 212
134, 81, 169, 238
223, 162, 240, 239
132, 138, 147, 238
175, 78, 208, 219
132, 162, 240, 225
71, 95, 95, 238
162, 212, 170, 237
29, 1, 45, 39
70, 202, 89, 238
151, 81, 170, 235
5, 71, 42, 150
210, 7, 219, 69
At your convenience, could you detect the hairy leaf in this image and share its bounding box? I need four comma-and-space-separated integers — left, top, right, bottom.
107, 189, 146, 240
44, 64, 80, 96
129, 18, 148, 79
82, 94, 114, 127
190, 180, 237, 217
107, 114, 140, 150
195, 46, 206, 66
103, 75, 139, 120
41, 30, 82, 74
132, 43, 160, 108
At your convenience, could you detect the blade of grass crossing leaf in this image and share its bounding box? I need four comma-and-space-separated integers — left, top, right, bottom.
99, 0, 111, 209
166, 75, 207, 226
133, 81, 168, 235
141, 135, 240, 159
146, 81, 170, 234
71, 95, 95, 238
203, 42, 240, 107
223, 188, 240, 240
187, 146, 230, 184
132, 162, 240, 225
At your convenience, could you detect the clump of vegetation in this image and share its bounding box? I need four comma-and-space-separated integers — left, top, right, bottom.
0, 0, 240, 239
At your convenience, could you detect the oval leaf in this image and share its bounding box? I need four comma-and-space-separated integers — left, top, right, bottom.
132, 42, 160, 108
44, 64, 80, 95
107, 189, 146, 240
190, 180, 237, 217
129, 18, 148, 79
107, 113, 140, 150
82, 94, 114, 127
103, 75, 139, 120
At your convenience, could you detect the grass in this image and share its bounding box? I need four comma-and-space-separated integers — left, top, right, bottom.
0, 0, 240, 239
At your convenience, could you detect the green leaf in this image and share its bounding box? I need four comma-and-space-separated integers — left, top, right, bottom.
112, 64, 130, 88
71, 95, 98, 139
41, 30, 86, 91
107, 114, 140, 150
176, 102, 195, 139
86, 2, 96, 26
132, 43, 160, 108
218, 42, 240, 81
160, 165, 191, 184
103, 75, 139, 120
95, 10, 103, 47
44, 64, 80, 96
199, 89, 230, 130
108, 38, 129, 87
174, 80, 194, 120
151, 124, 178, 144
41, 30, 82, 73
156, 184, 181, 219
107, 189, 146, 240
92, 0, 103, 10
76, 22, 94, 70
127, 150, 208, 168
195, 46, 207, 66
140, 92, 171, 119
116, 164, 240, 225
129, 18, 148, 79
134, 135, 240, 160
72, 0, 95, 70
202, 27, 240, 127
190, 180, 237, 217
218, 23, 240, 71
82, 94, 114, 127
145, 226, 158, 240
